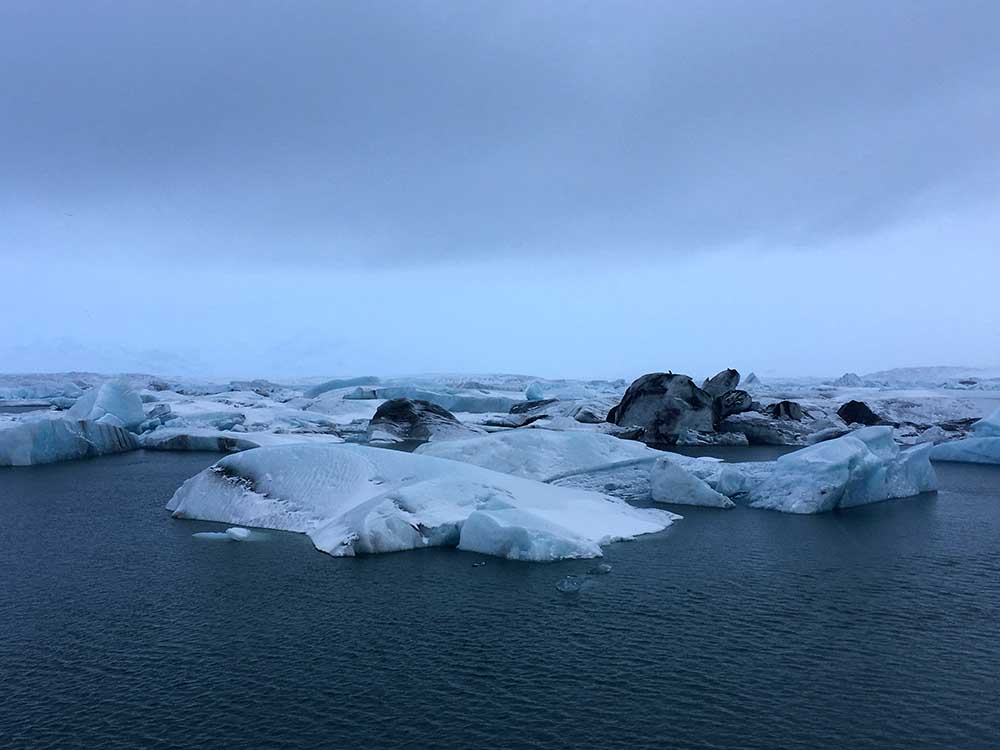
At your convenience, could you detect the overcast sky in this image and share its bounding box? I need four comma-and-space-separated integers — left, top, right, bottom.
2, 1, 998, 379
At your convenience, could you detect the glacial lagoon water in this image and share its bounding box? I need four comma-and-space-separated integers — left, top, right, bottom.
2, 449, 999, 749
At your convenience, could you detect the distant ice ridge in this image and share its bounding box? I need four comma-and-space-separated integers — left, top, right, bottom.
167, 443, 678, 561
344, 386, 520, 414
930, 409, 1000, 465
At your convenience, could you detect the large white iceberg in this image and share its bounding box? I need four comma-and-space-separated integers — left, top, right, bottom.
0, 414, 139, 466
68, 380, 145, 430
167, 443, 677, 561
929, 408, 1000, 465
713, 427, 937, 513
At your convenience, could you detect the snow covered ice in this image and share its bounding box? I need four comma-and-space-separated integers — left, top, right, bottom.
167, 443, 678, 561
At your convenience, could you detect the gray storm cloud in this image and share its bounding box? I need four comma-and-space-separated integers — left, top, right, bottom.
1, 1, 998, 376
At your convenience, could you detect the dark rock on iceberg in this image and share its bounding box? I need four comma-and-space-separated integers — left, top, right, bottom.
715, 389, 753, 422
607, 373, 715, 444
766, 400, 804, 421
702, 368, 741, 398
837, 400, 883, 426
366, 398, 477, 442
510, 399, 559, 415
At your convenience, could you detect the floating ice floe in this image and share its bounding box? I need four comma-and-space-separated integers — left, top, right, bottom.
226, 526, 251, 541
929, 409, 1000, 465
0, 414, 139, 466
167, 443, 678, 561
191, 527, 254, 541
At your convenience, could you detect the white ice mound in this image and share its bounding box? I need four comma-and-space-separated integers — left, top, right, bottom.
225, 527, 251, 541
650, 455, 734, 508
68, 381, 145, 431
415, 430, 660, 482
167, 443, 677, 561
716, 427, 937, 513
0, 415, 138, 466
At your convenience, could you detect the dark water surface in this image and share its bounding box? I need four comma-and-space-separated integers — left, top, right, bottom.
2, 451, 999, 749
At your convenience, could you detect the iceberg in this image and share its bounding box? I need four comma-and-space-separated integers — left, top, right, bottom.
715, 427, 937, 513
304, 376, 380, 398
68, 380, 145, 431
930, 437, 1000, 465
167, 443, 677, 561
0, 414, 139, 466
929, 409, 1000, 465
971, 408, 1000, 438
524, 382, 545, 401
649, 455, 734, 508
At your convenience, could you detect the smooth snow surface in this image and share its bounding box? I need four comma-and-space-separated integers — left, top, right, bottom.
167, 444, 677, 561
415, 430, 659, 482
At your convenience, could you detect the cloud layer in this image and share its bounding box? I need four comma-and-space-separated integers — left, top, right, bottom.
2, 1, 998, 375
